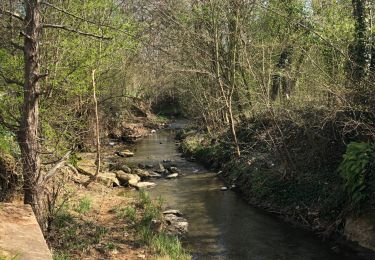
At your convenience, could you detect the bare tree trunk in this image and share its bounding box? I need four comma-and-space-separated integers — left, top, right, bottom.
93, 69, 101, 178
18, 0, 44, 225
211, 1, 240, 157
84, 69, 101, 187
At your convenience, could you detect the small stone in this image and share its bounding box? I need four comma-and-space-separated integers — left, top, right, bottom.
169, 167, 179, 173
115, 150, 134, 157
134, 182, 156, 189
149, 172, 162, 178
155, 163, 166, 173
220, 186, 228, 191
166, 173, 178, 179
163, 209, 183, 216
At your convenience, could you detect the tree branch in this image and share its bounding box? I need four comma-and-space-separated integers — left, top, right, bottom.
42, 24, 112, 40
43, 151, 72, 183
0, 7, 24, 21
98, 94, 142, 105
0, 71, 24, 87
42, 1, 129, 35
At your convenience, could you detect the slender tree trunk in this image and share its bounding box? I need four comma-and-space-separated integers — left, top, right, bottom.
212, 3, 240, 157
93, 69, 101, 178
84, 69, 101, 187
18, 0, 44, 225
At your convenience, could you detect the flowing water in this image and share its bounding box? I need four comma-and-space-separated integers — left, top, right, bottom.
126, 125, 361, 260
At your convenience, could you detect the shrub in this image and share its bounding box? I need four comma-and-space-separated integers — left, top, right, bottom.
339, 142, 375, 209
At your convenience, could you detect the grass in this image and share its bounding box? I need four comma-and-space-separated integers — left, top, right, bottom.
73, 196, 92, 214
134, 191, 190, 260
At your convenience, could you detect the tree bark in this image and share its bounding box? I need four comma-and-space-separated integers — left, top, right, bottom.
18, 0, 44, 225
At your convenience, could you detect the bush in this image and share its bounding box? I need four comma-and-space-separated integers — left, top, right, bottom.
339, 142, 375, 209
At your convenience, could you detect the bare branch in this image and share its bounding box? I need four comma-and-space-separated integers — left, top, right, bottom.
42, 24, 112, 40
43, 151, 72, 183
42, 1, 129, 35
0, 7, 24, 21
98, 94, 142, 105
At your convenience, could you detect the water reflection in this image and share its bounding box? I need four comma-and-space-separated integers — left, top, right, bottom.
126, 130, 359, 260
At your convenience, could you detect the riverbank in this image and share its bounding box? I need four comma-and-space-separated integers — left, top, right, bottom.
47, 163, 189, 259
45, 118, 190, 259
177, 114, 375, 258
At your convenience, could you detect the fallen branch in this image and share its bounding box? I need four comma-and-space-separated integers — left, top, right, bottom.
43, 151, 72, 183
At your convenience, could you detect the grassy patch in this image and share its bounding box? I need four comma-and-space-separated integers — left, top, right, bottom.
132, 191, 190, 259
73, 196, 92, 214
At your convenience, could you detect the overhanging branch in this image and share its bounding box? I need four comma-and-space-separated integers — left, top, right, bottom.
0, 7, 24, 21
42, 24, 112, 40
42, 1, 129, 35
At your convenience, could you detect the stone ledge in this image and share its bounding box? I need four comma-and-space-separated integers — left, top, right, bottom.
0, 203, 52, 260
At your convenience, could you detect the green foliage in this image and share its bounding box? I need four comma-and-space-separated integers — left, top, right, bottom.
115, 206, 137, 224
53, 252, 71, 260
74, 196, 92, 214
339, 142, 375, 208
0, 126, 19, 156
133, 191, 190, 259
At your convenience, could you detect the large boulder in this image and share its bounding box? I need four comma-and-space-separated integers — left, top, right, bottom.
97, 172, 120, 187
109, 162, 132, 173
115, 171, 140, 186
132, 168, 150, 178
164, 213, 188, 235
76, 158, 96, 176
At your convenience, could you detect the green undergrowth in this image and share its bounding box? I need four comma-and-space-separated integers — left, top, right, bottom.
116, 191, 190, 260
50, 191, 190, 260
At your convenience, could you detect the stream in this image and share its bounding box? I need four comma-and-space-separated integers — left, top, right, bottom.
125, 124, 360, 260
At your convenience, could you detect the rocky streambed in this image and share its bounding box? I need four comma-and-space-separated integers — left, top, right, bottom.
74, 144, 189, 236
